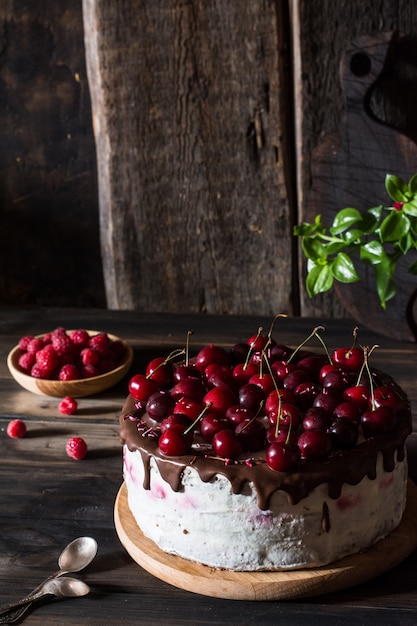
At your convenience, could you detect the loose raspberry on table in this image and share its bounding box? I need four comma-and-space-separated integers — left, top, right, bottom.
59, 364, 81, 381
66, 436, 88, 460
7, 419, 26, 438
59, 396, 78, 415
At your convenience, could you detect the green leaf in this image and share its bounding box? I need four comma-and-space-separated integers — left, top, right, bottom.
374, 261, 397, 308
408, 173, 417, 194
301, 236, 328, 262
330, 208, 363, 235
331, 253, 360, 283
360, 240, 386, 264
360, 207, 381, 233
385, 174, 410, 203
398, 232, 414, 255
402, 197, 417, 218
379, 211, 410, 242
305, 263, 334, 297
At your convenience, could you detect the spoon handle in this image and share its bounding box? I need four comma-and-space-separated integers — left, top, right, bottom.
0, 604, 31, 624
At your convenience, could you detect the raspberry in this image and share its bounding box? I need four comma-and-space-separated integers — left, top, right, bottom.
19, 335, 34, 351
59, 364, 81, 381
52, 333, 74, 356
81, 364, 99, 378
66, 436, 87, 460
69, 329, 90, 347
89, 333, 110, 356
59, 396, 78, 415
35, 347, 59, 373
18, 352, 36, 373
27, 338, 44, 354
7, 419, 26, 438
80, 348, 100, 366
31, 363, 52, 379
98, 356, 116, 373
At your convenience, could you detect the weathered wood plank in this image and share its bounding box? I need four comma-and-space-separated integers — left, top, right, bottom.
83, 0, 296, 315
293, 0, 417, 339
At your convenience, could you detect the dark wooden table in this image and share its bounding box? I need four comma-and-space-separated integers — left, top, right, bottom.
1, 306, 417, 625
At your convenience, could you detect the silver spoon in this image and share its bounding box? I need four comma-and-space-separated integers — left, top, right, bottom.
0, 537, 97, 623
0, 577, 90, 616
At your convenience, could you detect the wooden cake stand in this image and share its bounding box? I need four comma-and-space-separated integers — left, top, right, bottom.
114, 480, 417, 601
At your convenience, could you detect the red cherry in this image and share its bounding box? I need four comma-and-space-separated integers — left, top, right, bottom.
173, 397, 203, 421
128, 374, 159, 401
360, 406, 396, 437
293, 381, 320, 409
247, 333, 269, 351
329, 416, 358, 449
238, 383, 266, 412
206, 367, 237, 392
158, 427, 191, 456
203, 387, 237, 416
173, 363, 201, 382
266, 441, 301, 472
372, 386, 403, 413
235, 418, 266, 451
319, 363, 338, 382
296, 355, 327, 379
160, 413, 191, 433
200, 414, 229, 443
226, 405, 255, 426
265, 388, 296, 414
212, 429, 243, 459
171, 378, 206, 402
270, 360, 297, 381
343, 384, 370, 410
267, 402, 300, 430
232, 362, 258, 386
146, 391, 176, 421
248, 372, 275, 395
332, 347, 364, 372
302, 406, 330, 431
333, 401, 361, 423
283, 369, 309, 392
266, 426, 297, 445
195, 344, 230, 372
297, 430, 332, 460
145, 357, 174, 387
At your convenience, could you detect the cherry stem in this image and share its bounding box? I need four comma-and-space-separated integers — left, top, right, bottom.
267, 313, 288, 339
185, 331, 194, 366
347, 326, 359, 358
362, 345, 379, 410
355, 344, 379, 387
243, 326, 263, 370
183, 402, 213, 435
237, 401, 264, 433
145, 348, 185, 379
287, 326, 331, 364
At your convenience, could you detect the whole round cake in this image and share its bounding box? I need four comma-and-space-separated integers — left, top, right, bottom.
119, 324, 411, 571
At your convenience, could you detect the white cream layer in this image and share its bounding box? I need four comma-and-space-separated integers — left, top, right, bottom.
123, 445, 407, 571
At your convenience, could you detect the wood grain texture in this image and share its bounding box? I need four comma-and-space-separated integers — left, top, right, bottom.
1, 307, 417, 624
82, 0, 296, 315
293, 1, 417, 328
0, 1, 104, 308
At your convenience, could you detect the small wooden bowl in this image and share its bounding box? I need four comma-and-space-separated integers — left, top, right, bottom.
7, 331, 134, 398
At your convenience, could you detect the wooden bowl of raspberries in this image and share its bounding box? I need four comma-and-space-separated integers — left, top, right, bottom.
7, 327, 133, 397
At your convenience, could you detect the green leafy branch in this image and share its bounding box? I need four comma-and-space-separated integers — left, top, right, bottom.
293, 173, 417, 308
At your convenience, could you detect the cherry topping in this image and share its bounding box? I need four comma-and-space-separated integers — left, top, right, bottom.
128, 374, 159, 401
158, 427, 191, 456
200, 414, 230, 443
329, 416, 358, 449
146, 391, 176, 421
297, 430, 332, 460
195, 344, 230, 372
212, 429, 243, 459
360, 406, 396, 437
266, 441, 301, 472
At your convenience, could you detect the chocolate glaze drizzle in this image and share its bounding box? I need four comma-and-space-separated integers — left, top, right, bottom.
120, 377, 411, 511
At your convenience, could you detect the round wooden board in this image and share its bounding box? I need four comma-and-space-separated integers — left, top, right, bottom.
114, 480, 417, 601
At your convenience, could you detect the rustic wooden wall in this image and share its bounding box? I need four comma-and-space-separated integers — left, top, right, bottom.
0, 0, 105, 307
82, 0, 297, 316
